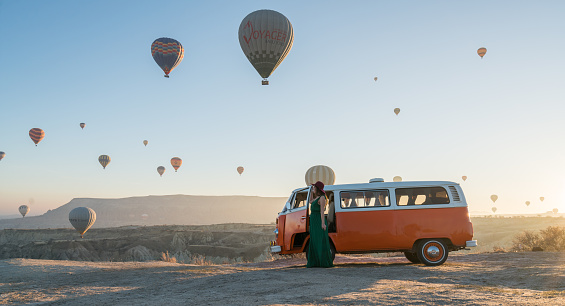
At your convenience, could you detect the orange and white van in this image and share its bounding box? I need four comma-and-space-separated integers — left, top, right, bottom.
270, 178, 477, 266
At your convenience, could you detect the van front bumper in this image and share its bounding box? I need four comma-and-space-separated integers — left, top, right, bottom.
466, 240, 477, 247
270, 245, 282, 253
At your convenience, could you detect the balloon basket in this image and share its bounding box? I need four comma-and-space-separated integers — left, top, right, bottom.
164, 75, 169, 78
262, 80, 269, 85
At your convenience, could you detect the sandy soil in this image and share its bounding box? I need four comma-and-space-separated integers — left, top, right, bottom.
1, 252, 564, 305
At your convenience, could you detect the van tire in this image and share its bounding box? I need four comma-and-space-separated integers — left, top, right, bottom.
404, 252, 421, 264
416, 239, 448, 266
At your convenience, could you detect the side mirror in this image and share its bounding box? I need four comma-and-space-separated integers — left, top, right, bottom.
285, 202, 291, 211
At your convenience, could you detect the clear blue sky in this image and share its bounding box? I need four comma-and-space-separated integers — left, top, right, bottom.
1, 1, 564, 216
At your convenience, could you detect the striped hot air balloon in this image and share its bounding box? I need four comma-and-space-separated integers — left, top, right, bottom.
477, 47, 487, 59
238, 10, 294, 85
98, 155, 111, 169
29, 128, 45, 146
69, 207, 96, 238
394, 108, 400, 116
151, 38, 184, 78
305, 165, 335, 186
171, 157, 182, 172
237, 166, 244, 175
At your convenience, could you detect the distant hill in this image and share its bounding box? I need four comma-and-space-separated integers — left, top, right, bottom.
0, 195, 286, 230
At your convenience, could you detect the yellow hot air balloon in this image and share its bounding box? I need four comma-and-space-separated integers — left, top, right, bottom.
143, 140, 148, 146
490, 195, 498, 203
394, 108, 400, 116
98, 155, 111, 169
525, 201, 530, 206
477, 47, 487, 59
171, 157, 182, 172
540, 197, 545, 202
157, 166, 165, 177
393, 176, 402, 182
462, 176, 467, 181
305, 165, 335, 186
237, 166, 244, 176
492, 207, 497, 213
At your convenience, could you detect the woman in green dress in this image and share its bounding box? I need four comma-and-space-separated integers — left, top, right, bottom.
307, 181, 334, 268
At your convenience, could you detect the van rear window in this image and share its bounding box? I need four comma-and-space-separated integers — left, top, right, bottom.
395, 187, 450, 206
341, 190, 390, 208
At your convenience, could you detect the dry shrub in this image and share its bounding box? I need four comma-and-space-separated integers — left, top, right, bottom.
511, 226, 565, 252
160, 251, 177, 263
190, 254, 214, 265
492, 245, 506, 252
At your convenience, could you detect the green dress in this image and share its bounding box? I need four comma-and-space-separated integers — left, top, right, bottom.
307, 196, 334, 268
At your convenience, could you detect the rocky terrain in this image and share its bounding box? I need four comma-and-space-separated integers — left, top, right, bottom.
0, 224, 275, 263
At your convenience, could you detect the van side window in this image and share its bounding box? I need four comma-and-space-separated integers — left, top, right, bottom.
395, 187, 450, 206
293, 192, 308, 209
341, 190, 390, 208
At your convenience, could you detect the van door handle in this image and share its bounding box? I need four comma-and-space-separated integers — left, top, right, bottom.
301, 217, 306, 219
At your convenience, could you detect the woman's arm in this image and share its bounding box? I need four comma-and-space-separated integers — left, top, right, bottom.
320, 196, 327, 230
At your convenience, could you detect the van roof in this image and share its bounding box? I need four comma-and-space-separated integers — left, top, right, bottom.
293, 181, 459, 193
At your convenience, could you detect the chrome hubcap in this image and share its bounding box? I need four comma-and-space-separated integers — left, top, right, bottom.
426, 246, 440, 259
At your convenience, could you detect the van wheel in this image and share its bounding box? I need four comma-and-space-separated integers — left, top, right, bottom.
404, 252, 421, 264
416, 239, 448, 266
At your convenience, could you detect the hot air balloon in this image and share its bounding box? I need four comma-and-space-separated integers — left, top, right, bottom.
19, 205, 30, 217
98, 155, 111, 169
374, 77, 378, 82
151, 37, 184, 78
29, 128, 45, 146
492, 207, 497, 213
525, 201, 530, 206
540, 197, 545, 202
237, 166, 244, 176
69, 207, 96, 238
238, 10, 294, 85
393, 176, 402, 182
0, 151, 5, 161
157, 166, 165, 177
141, 213, 149, 220
80, 123, 85, 129
490, 195, 498, 203
462, 176, 467, 181
171, 157, 182, 172
305, 165, 335, 186
143, 140, 148, 146
394, 108, 400, 116
477, 47, 487, 59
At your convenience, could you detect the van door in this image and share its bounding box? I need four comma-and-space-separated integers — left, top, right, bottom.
283, 188, 310, 251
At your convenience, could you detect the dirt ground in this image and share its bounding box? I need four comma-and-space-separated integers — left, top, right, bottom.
1, 252, 564, 305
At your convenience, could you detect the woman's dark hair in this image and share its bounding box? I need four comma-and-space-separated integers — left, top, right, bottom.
312, 186, 325, 198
